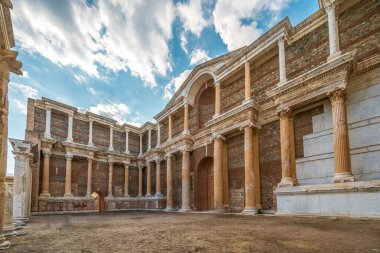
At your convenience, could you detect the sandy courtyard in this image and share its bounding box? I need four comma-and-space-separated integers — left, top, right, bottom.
5, 211, 380, 253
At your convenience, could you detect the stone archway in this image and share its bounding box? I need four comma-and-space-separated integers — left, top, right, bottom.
196, 157, 214, 211
92, 191, 106, 212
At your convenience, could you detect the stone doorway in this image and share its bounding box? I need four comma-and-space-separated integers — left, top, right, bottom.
92, 191, 106, 212
196, 157, 214, 211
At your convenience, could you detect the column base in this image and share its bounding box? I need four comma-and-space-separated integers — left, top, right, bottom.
66, 138, 73, 143
145, 194, 152, 197
242, 98, 252, 104
178, 207, 191, 212
241, 208, 257, 215
212, 207, 227, 213
333, 172, 354, 183
64, 193, 73, 198
86, 193, 92, 198
182, 130, 190, 135
88, 142, 94, 147
154, 192, 163, 197
108, 148, 114, 152
327, 51, 342, 62
278, 178, 295, 187
124, 194, 130, 197
137, 194, 143, 198
40, 192, 50, 197
213, 113, 220, 119
43, 133, 51, 139
164, 207, 174, 212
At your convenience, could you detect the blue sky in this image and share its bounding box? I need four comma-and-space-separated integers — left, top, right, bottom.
7, 0, 319, 174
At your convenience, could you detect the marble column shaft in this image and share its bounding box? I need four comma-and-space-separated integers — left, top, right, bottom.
279, 109, 295, 186
180, 150, 190, 211
124, 164, 130, 197
183, 104, 189, 134
86, 157, 93, 197
64, 154, 73, 197
244, 61, 251, 100
243, 127, 255, 212
41, 151, 51, 196
215, 82, 221, 116
146, 163, 152, 196
155, 161, 161, 195
168, 115, 173, 140
165, 155, 173, 210
108, 161, 113, 197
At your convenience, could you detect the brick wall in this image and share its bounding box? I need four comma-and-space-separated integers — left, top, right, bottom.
113, 130, 125, 153
160, 120, 169, 143
51, 110, 68, 141
49, 154, 66, 197
73, 119, 89, 145
92, 122, 110, 150
92, 161, 110, 196
129, 166, 139, 197
129, 132, 140, 155
221, 70, 244, 113
71, 158, 88, 196
339, 0, 380, 63
112, 163, 125, 197
226, 133, 245, 212
259, 121, 282, 211
172, 153, 182, 209
172, 110, 184, 138
34, 107, 46, 135
294, 105, 324, 158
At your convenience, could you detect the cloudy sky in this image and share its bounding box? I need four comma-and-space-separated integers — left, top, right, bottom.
7, 0, 319, 174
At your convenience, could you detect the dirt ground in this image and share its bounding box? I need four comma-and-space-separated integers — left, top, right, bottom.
4, 211, 380, 253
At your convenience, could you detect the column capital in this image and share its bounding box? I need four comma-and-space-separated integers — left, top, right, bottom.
165, 153, 173, 159
323, 0, 336, 11
214, 81, 221, 87
124, 163, 130, 168
277, 108, 292, 119
327, 88, 345, 103
65, 153, 74, 160
45, 105, 52, 112
180, 147, 192, 153
42, 149, 51, 157
277, 34, 287, 45
212, 133, 226, 142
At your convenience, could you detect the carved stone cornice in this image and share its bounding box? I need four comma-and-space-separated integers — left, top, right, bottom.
0, 49, 22, 75
145, 147, 165, 163
268, 50, 356, 113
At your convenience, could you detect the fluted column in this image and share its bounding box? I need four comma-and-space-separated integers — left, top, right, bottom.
168, 115, 173, 140
278, 109, 295, 187
242, 126, 256, 214
86, 157, 93, 197
44, 107, 52, 138
40, 150, 51, 197
155, 160, 162, 196
244, 61, 251, 102
180, 149, 191, 212
64, 153, 73, 197
183, 104, 190, 135
67, 112, 74, 143
138, 166, 143, 197
146, 162, 152, 196
108, 161, 114, 197
329, 89, 353, 183
278, 35, 287, 85
88, 119, 94, 146
325, 1, 341, 60
108, 126, 114, 151
214, 82, 221, 117
165, 154, 173, 211
213, 135, 225, 212
125, 130, 129, 154
124, 163, 130, 197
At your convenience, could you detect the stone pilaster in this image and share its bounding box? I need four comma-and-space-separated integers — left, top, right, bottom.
242, 126, 256, 214
124, 163, 130, 197
155, 160, 161, 196
244, 61, 251, 102
213, 134, 225, 212
325, 0, 341, 60
328, 89, 353, 183
183, 104, 190, 135
164, 154, 173, 211
40, 150, 51, 197
146, 162, 152, 197
214, 82, 221, 117
44, 106, 52, 138
278, 109, 296, 187
108, 125, 114, 151
125, 130, 129, 154
86, 157, 93, 197
108, 161, 114, 197
277, 35, 287, 85
179, 149, 191, 212
67, 112, 73, 143
88, 119, 94, 146
64, 153, 73, 198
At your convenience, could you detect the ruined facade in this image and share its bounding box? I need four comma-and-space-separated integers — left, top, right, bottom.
11, 0, 380, 218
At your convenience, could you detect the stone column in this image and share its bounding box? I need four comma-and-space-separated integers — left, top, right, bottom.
108, 125, 114, 151
214, 82, 221, 117
278, 35, 287, 84
242, 126, 256, 214
138, 166, 143, 197
40, 150, 51, 197
213, 135, 225, 212
168, 114, 173, 140
124, 164, 130, 197
146, 162, 152, 197
88, 119, 94, 146
148, 128, 152, 150
278, 109, 295, 187
155, 160, 161, 196
86, 157, 93, 197
180, 149, 191, 212
10, 139, 34, 222
244, 61, 251, 102
67, 112, 74, 143
156, 123, 161, 148
108, 161, 114, 197
325, 1, 341, 59
64, 153, 73, 197
139, 133, 143, 155
165, 154, 173, 211
183, 104, 190, 135
125, 129, 129, 154
253, 128, 261, 209
44, 106, 52, 138
328, 89, 353, 183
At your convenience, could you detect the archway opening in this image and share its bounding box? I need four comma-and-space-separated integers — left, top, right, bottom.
92, 191, 106, 212
196, 157, 214, 211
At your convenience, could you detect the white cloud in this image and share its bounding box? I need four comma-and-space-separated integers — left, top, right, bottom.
74, 74, 88, 84
13, 99, 28, 115
9, 82, 39, 115
189, 49, 211, 65
177, 0, 211, 37
163, 69, 192, 101
89, 102, 137, 125
180, 31, 188, 54
213, 0, 291, 51
12, 0, 176, 88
